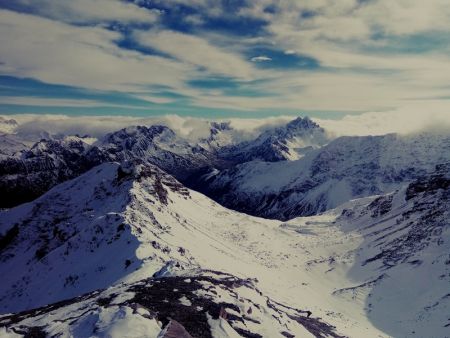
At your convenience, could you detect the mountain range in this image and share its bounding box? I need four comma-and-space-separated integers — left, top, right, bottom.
0, 116, 448, 338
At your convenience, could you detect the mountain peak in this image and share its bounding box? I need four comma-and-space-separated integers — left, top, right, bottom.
209, 121, 232, 133
103, 125, 174, 144
286, 116, 321, 131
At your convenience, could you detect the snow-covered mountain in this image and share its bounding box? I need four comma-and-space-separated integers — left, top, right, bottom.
218, 117, 329, 163
0, 125, 218, 208
0, 161, 347, 337
198, 121, 236, 151
94, 125, 220, 179
0, 136, 96, 208
0, 134, 29, 158
0, 269, 347, 338
192, 132, 450, 220
0, 159, 449, 337
0, 117, 327, 209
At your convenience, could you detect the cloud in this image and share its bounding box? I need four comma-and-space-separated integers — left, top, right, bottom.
250, 56, 272, 62
4, 108, 449, 145
0, 96, 150, 109
315, 103, 450, 136
0, 10, 192, 92
2, 1, 450, 116
2, 113, 296, 143
11, 0, 161, 24
133, 29, 254, 79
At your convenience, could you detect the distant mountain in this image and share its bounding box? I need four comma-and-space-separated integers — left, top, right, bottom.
0, 125, 216, 208
0, 117, 327, 209
191, 132, 450, 220
0, 136, 96, 208
95, 125, 217, 179
0, 134, 29, 158
218, 117, 329, 163
198, 121, 235, 151
0, 117, 447, 220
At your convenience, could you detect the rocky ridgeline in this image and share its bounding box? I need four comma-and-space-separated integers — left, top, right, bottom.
0, 270, 346, 338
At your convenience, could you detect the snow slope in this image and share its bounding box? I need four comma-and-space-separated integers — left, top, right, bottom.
0, 136, 95, 208
0, 125, 215, 208
0, 116, 329, 209
218, 116, 329, 163
193, 132, 450, 220
1, 160, 449, 337
0, 161, 345, 337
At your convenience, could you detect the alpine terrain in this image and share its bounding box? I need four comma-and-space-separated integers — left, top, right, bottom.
0, 117, 448, 338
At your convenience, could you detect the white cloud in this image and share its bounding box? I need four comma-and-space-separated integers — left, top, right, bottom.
133, 95, 175, 105
1, 113, 295, 142
133, 29, 254, 79
0, 96, 150, 109
183, 14, 205, 25
315, 103, 450, 136
0, 10, 192, 92
2, 1, 450, 116
13, 0, 160, 24
250, 56, 272, 62
4, 108, 449, 145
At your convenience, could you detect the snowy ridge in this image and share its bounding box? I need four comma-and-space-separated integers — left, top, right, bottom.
218, 116, 329, 162
0, 124, 214, 208
0, 270, 345, 338
194, 132, 450, 220
198, 121, 235, 151
0, 116, 326, 209
1, 160, 449, 337
0, 161, 348, 337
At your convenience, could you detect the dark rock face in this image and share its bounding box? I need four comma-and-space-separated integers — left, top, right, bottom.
368, 195, 394, 218
405, 163, 450, 200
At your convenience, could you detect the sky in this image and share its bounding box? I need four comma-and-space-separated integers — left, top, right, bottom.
1, 0, 450, 121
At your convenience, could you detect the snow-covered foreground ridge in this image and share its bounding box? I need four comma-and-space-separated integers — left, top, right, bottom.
0, 161, 449, 337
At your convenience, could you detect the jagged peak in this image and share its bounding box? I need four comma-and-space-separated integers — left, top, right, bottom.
285, 116, 321, 131
209, 121, 232, 133
102, 125, 175, 144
